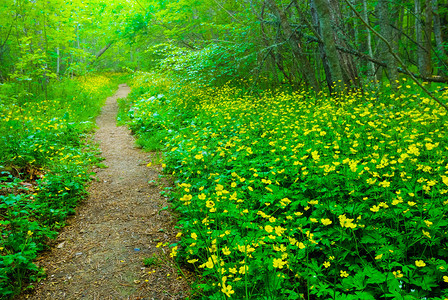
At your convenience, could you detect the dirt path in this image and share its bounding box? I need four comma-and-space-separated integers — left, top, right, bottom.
24, 84, 189, 300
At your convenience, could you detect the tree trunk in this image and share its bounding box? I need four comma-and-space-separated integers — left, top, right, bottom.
416, 0, 432, 78
260, 2, 294, 85
313, 0, 344, 91
432, 0, 447, 74
362, 0, 376, 79
56, 47, 60, 74
329, 0, 360, 88
310, 0, 333, 92
378, 0, 399, 87
88, 42, 114, 66
265, 0, 320, 92
423, 0, 433, 77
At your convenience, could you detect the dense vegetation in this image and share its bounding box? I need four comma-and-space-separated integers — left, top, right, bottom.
2, 0, 448, 299
0, 74, 120, 296
121, 71, 448, 299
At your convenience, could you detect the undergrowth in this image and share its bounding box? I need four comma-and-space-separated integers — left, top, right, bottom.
0, 73, 125, 298
123, 71, 448, 299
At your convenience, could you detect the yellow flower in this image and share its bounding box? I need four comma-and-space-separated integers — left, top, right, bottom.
375, 254, 383, 260
370, 205, 380, 212
221, 282, 234, 297
415, 260, 426, 267
274, 226, 286, 236
340, 270, 349, 277
180, 194, 193, 201
205, 257, 215, 269
366, 178, 377, 185
393, 270, 404, 278
273, 258, 287, 269
323, 261, 330, 268
280, 198, 291, 206
187, 259, 198, 264
194, 154, 203, 160
379, 180, 391, 188
170, 246, 178, 258
191, 232, 198, 240
222, 247, 231, 255
443, 275, 448, 283
338, 214, 357, 229
321, 218, 332, 226
422, 230, 431, 239
239, 265, 248, 274
265, 225, 274, 233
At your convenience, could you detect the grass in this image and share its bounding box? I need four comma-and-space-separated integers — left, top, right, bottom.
122, 71, 448, 299
143, 254, 161, 267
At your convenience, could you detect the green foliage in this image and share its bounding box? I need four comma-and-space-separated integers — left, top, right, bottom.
125, 72, 448, 299
143, 254, 161, 267
156, 42, 257, 86
0, 74, 119, 298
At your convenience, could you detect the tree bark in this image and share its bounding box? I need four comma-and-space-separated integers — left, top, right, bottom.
378, 0, 399, 87
416, 0, 432, 78
328, 0, 360, 88
313, 0, 344, 91
309, 0, 334, 92
362, 0, 376, 79
432, 0, 447, 74
424, 0, 433, 77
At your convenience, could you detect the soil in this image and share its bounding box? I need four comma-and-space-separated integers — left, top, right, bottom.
20, 84, 190, 300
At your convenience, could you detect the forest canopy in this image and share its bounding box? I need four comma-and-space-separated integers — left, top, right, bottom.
2, 0, 448, 94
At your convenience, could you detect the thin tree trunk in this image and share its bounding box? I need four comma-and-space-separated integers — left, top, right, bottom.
378, 0, 399, 87
328, 0, 360, 88
260, 2, 294, 85
310, 0, 333, 91
432, 0, 447, 74
423, 0, 433, 77
313, 0, 344, 91
88, 42, 114, 66
56, 46, 60, 74
362, 0, 376, 79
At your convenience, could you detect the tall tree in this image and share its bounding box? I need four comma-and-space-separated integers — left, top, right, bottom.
416, 0, 433, 78
378, 0, 399, 86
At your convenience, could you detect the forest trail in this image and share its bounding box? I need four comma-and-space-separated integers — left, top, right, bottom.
23, 84, 189, 300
